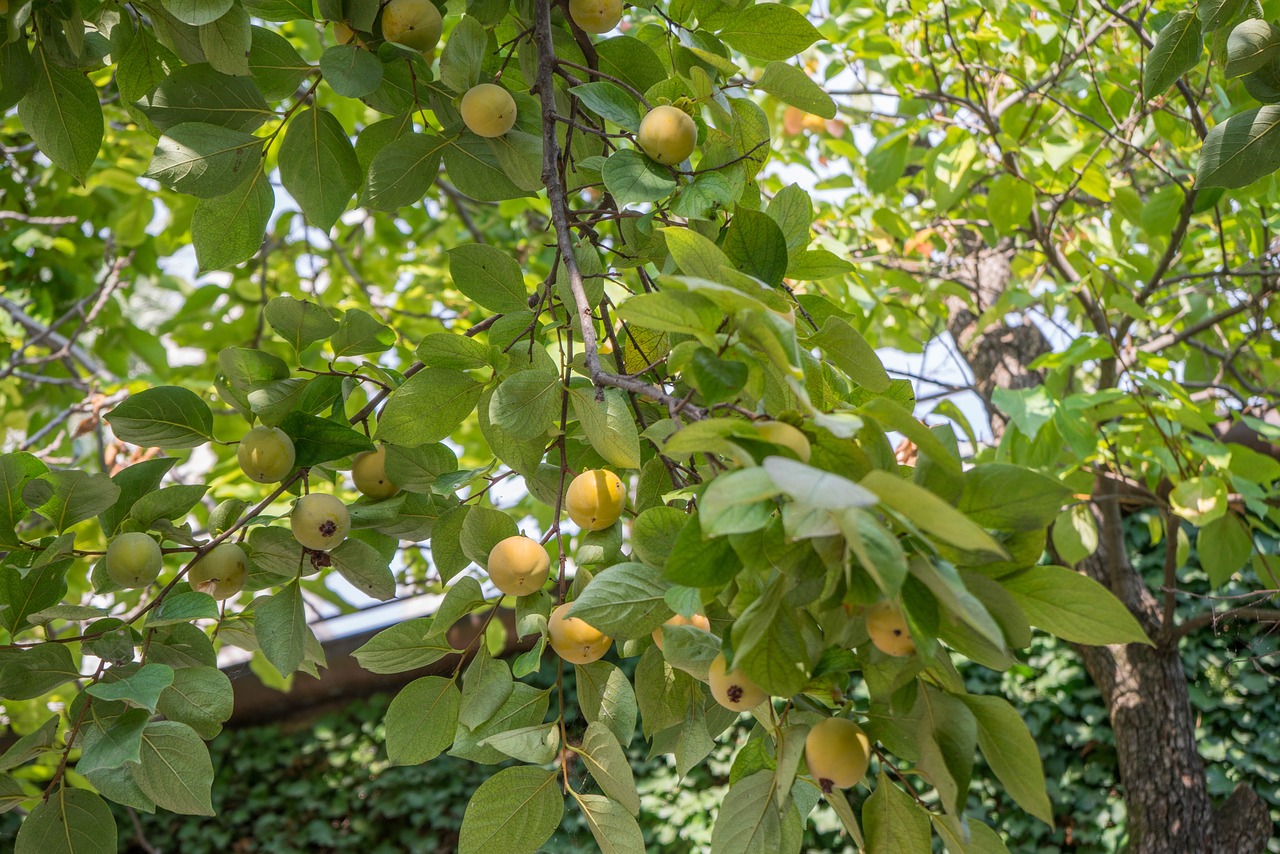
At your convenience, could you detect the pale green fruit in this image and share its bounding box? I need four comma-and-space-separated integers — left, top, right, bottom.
188, 543, 248, 599
352, 446, 399, 499
637, 105, 697, 165
106, 532, 163, 588
568, 0, 623, 34
237, 426, 296, 484
381, 0, 442, 53
460, 84, 518, 138
291, 493, 350, 551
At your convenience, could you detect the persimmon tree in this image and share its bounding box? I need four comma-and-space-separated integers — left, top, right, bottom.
0, 1, 1277, 853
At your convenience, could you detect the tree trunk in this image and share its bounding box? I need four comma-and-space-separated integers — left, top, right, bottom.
945, 243, 1272, 853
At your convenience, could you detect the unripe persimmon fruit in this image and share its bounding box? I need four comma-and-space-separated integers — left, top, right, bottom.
460, 84, 517, 138
637, 105, 697, 165
106, 532, 163, 589
487, 535, 551, 596
805, 717, 871, 793
755, 420, 811, 462
708, 652, 767, 712
188, 543, 248, 600
237, 425, 296, 484
866, 600, 915, 657
381, 0, 442, 53
652, 612, 710, 650
548, 603, 611, 664
291, 493, 350, 551
566, 469, 625, 531
352, 446, 398, 500
568, 0, 623, 34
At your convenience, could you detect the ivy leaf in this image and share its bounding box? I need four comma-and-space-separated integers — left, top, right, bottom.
14, 787, 116, 854
107, 387, 215, 449
386, 675, 461, 765
1001, 565, 1153, 646
17, 47, 103, 183
279, 107, 361, 231
458, 765, 563, 854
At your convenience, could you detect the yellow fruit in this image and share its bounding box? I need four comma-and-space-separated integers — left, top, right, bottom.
566, 469, 625, 531
237, 425, 296, 484
352, 446, 399, 500
105, 532, 163, 588
291, 493, 350, 551
487, 535, 551, 596
708, 652, 767, 712
755, 420, 811, 463
652, 612, 710, 650
188, 543, 248, 600
460, 83, 518, 138
380, 0, 442, 53
637, 105, 697, 166
805, 717, 871, 793
568, 0, 623, 33
548, 603, 612, 664
866, 600, 915, 657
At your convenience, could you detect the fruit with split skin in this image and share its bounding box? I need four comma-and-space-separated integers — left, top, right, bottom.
188, 543, 248, 599
237, 425, 296, 484
487, 535, 551, 597
805, 717, 871, 793
652, 612, 710, 650
567, 0, 623, 34
460, 84, 518, 138
708, 652, 768, 712
548, 603, 612, 664
291, 493, 351, 551
866, 600, 915, 656
352, 446, 399, 499
566, 469, 626, 531
637, 105, 697, 165
106, 532, 163, 588
380, 0, 442, 53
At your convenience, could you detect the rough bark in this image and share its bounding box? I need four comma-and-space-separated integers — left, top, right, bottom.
945, 242, 1272, 853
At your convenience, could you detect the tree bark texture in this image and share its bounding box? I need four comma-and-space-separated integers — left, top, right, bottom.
945, 242, 1272, 853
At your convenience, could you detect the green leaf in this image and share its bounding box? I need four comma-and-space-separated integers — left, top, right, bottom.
439, 15, 486, 92
319, 43, 383, 98
192, 166, 275, 271
264, 296, 339, 352
763, 456, 875, 510
957, 464, 1070, 531
199, 5, 252, 76
806, 317, 890, 393
1144, 12, 1203, 94
913, 685, 976, 817
572, 722, 640, 815
615, 291, 722, 343
569, 562, 672, 639
0, 553, 70, 636
700, 467, 780, 536
0, 643, 79, 699
248, 26, 311, 99
490, 370, 561, 440
862, 469, 1006, 557
22, 470, 120, 533
447, 243, 530, 313
279, 107, 360, 230
352, 617, 455, 673
0, 38, 35, 114
757, 61, 836, 118
363, 132, 445, 210
162, 0, 232, 26
603, 148, 678, 206
1225, 19, 1280, 78
459, 645, 514, 728
1169, 476, 1228, 525
0, 715, 58, 772
376, 368, 485, 446
18, 47, 103, 183
863, 772, 930, 854
576, 660, 638, 746
722, 208, 789, 286
78, 709, 149, 774
716, 4, 822, 60
331, 538, 396, 600
1002, 565, 1153, 645
458, 765, 564, 854
155, 665, 234, 739
1198, 0, 1248, 32
255, 581, 307, 676
0, 453, 48, 546
459, 506, 519, 569
571, 81, 643, 132
107, 386, 214, 449
145, 122, 261, 197
570, 387, 641, 468
14, 787, 116, 854
663, 512, 741, 587
127, 484, 208, 530
959, 694, 1053, 826
731, 577, 809, 697
1050, 504, 1098, 567
142, 64, 271, 133
386, 675, 461, 765
86, 663, 174, 712
709, 770, 782, 853
1196, 106, 1280, 189
571, 792, 647, 854
443, 134, 533, 202
132, 721, 216, 816
146, 590, 219, 627
330, 308, 396, 358
280, 411, 374, 468
1198, 513, 1253, 588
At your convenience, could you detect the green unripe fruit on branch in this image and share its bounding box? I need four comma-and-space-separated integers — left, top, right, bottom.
486, 535, 551, 596
567, 0, 623, 34
381, 0, 442, 53
637, 105, 697, 165
708, 652, 767, 712
352, 446, 398, 499
566, 469, 625, 531
460, 84, 518, 138
805, 717, 871, 793
188, 543, 249, 600
866, 600, 915, 657
237, 425, 296, 484
291, 493, 350, 551
106, 532, 163, 589
548, 603, 611, 664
